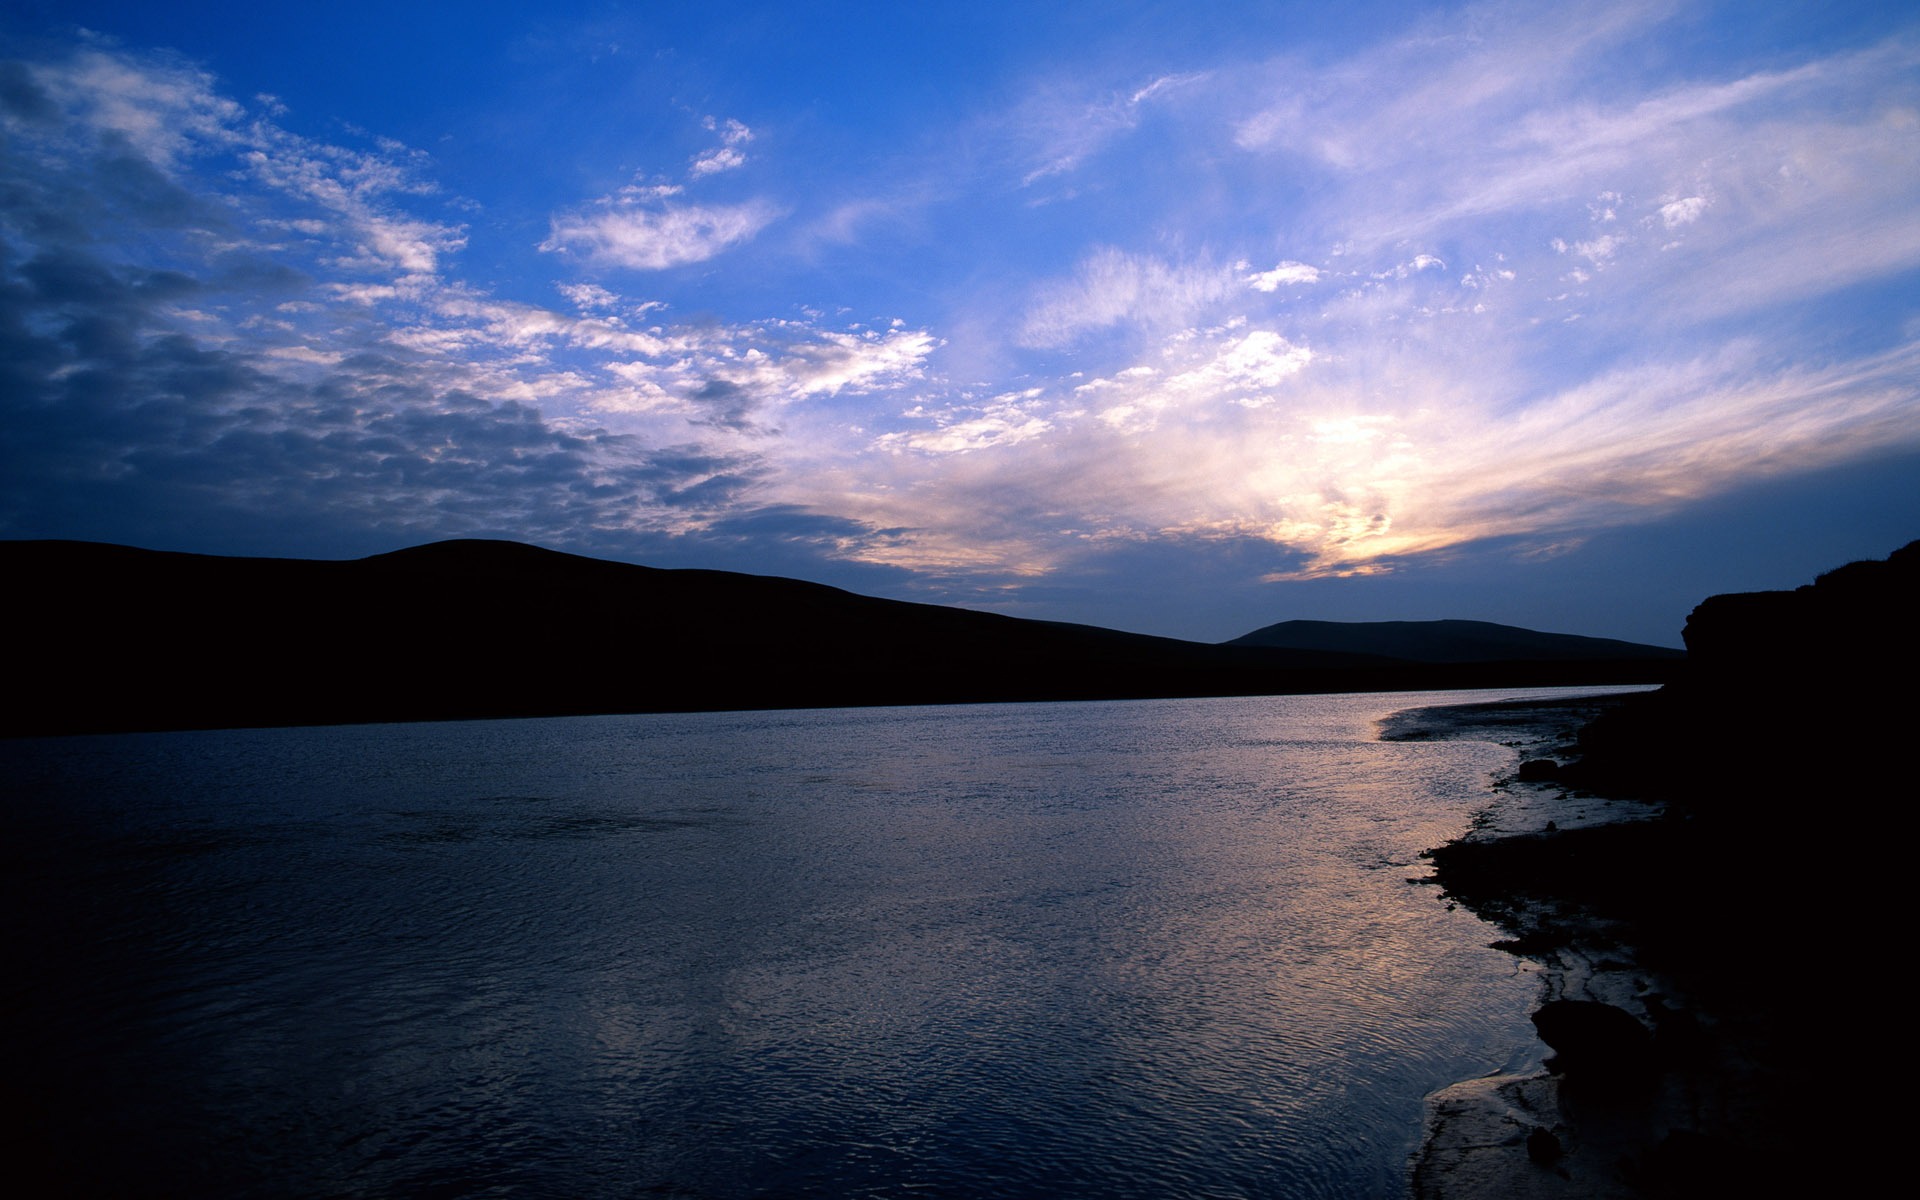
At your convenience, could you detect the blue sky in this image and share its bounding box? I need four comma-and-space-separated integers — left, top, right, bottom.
3, 2, 1916, 645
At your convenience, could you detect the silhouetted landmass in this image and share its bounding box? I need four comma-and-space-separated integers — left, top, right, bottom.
3, 539, 1680, 736
1419, 540, 1918, 1195
1566, 538, 1920, 806
1226, 617, 1684, 663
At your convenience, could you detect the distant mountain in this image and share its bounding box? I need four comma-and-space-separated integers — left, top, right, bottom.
1224, 618, 1685, 663
3, 539, 1682, 736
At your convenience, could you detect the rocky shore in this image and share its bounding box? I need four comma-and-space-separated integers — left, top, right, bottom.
1399, 540, 1917, 1197
1390, 694, 1765, 1198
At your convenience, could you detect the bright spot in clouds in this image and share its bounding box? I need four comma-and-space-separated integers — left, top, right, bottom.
2, 2, 1917, 644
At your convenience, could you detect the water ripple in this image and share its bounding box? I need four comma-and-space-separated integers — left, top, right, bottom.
0, 690, 1602, 1197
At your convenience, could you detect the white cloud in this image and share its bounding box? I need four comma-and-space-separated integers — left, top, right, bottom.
1229, 7, 1919, 278
1561, 234, 1624, 265
1658, 195, 1709, 227
876, 390, 1053, 455
33, 49, 244, 166
244, 144, 465, 273
1243, 261, 1322, 291
15, 46, 465, 278
769, 326, 940, 398
1080, 327, 1313, 433
12, 23, 1916, 605
1020, 248, 1238, 346
1366, 254, 1447, 282
558, 282, 620, 311
619, 181, 685, 201
1181, 329, 1313, 393
426, 289, 680, 357
690, 146, 747, 177
690, 117, 753, 177
541, 200, 780, 269
1130, 73, 1202, 106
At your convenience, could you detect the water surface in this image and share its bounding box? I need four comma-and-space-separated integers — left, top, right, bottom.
1, 690, 1605, 1197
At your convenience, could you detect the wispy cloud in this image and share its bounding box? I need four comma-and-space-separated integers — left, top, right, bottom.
4, 8, 1915, 636
542, 111, 774, 272
541, 199, 779, 270
876, 389, 1053, 455
1020, 248, 1239, 347
30, 47, 244, 165
1016, 70, 1206, 185
0, 43, 926, 567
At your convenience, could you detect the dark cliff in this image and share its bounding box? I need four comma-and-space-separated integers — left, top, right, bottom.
1569, 539, 1919, 805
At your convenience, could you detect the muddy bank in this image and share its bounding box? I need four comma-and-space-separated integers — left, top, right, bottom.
1397, 543, 1919, 1196
1393, 693, 1870, 1197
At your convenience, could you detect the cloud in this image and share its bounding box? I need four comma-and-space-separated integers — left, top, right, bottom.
636, 323, 938, 432
1176, 329, 1313, 393
541, 199, 780, 270
690, 146, 747, 177
241, 144, 465, 274
1243, 261, 1321, 291
1227, 8, 1920, 317
777, 326, 940, 396
1016, 71, 1205, 185
549, 117, 763, 275
691, 116, 753, 176
875, 389, 1053, 455
30, 48, 244, 166
0, 42, 935, 571
558, 281, 619, 311
1070, 327, 1316, 434
1658, 194, 1709, 227
3, 46, 466, 282
1553, 235, 1623, 266
4, 16, 1916, 628
1373, 254, 1446, 280
1020, 248, 1238, 347
0, 236, 753, 556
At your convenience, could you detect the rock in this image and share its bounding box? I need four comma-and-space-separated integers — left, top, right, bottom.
1531, 1000, 1653, 1083
1516, 758, 1561, 782
1525, 1126, 1563, 1165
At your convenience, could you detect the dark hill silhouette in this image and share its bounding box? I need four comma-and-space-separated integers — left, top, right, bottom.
1225, 618, 1683, 663
4, 539, 1681, 736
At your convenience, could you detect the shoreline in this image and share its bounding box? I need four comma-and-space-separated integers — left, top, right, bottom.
1387, 693, 1773, 1198
1395, 544, 1916, 1197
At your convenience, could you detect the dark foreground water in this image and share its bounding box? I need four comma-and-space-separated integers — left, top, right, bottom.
1, 690, 1612, 1198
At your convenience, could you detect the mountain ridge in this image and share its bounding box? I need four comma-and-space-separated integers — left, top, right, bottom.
1225, 617, 1685, 662
3, 538, 1681, 736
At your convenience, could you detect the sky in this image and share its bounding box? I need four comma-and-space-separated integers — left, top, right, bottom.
3, 1, 1916, 646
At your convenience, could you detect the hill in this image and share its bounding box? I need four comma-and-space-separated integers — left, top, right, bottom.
1224, 618, 1683, 663
3, 539, 1680, 736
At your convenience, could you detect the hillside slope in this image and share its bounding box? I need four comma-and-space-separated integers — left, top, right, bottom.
1225, 617, 1683, 662
5, 539, 1680, 735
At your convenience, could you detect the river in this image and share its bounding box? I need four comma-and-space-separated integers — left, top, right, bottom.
1, 689, 1626, 1197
